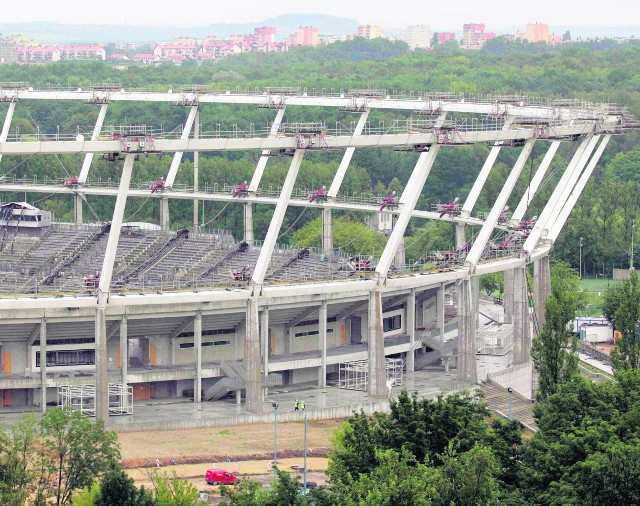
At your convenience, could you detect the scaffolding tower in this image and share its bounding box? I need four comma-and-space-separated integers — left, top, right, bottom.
58, 383, 133, 417
338, 357, 404, 391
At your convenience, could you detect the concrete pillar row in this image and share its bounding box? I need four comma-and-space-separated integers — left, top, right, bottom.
322, 208, 333, 254
160, 197, 170, 232
436, 283, 446, 345
244, 203, 254, 243
40, 318, 47, 412
406, 289, 416, 373
503, 269, 515, 323
457, 278, 478, 383
194, 310, 202, 404
367, 288, 387, 398
533, 256, 551, 333
74, 194, 83, 227
513, 267, 531, 364
120, 316, 128, 384
245, 297, 263, 414
318, 302, 327, 387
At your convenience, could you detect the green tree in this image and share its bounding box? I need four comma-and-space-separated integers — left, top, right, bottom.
605, 270, 640, 370
151, 470, 199, 506
0, 415, 38, 506
95, 468, 154, 506
71, 483, 101, 506
479, 272, 504, 297
33, 407, 120, 505
531, 261, 583, 400
291, 217, 387, 255
436, 444, 501, 506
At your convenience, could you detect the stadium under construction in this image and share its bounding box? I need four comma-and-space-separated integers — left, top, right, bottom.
0, 84, 634, 425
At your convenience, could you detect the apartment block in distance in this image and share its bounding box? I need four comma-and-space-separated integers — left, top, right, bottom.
408, 25, 431, 50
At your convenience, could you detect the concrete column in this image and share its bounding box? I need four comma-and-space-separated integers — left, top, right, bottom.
260, 308, 269, 396
120, 316, 128, 383
318, 302, 327, 387
322, 208, 333, 254
391, 215, 406, 268
194, 310, 202, 403
74, 194, 83, 227
244, 203, 254, 243
245, 298, 263, 414
457, 279, 478, 383
534, 256, 551, 333
504, 269, 515, 324
513, 267, 531, 364
368, 289, 387, 397
40, 319, 47, 412
436, 283, 445, 345
455, 223, 466, 248
94, 304, 109, 420
407, 289, 416, 373
193, 109, 199, 233
160, 197, 170, 232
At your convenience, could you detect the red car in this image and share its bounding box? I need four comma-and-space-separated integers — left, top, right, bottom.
206, 469, 238, 486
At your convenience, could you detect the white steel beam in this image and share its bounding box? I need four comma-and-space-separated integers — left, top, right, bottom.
194, 310, 202, 404
465, 139, 536, 269
375, 146, 441, 279
547, 135, 611, 241
249, 108, 286, 191
251, 150, 304, 286
98, 154, 135, 293
193, 109, 200, 231
0, 101, 16, 165
0, 124, 596, 156
328, 109, 369, 197
165, 106, 198, 187
78, 103, 108, 183
523, 135, 598, 255
6, 90, 622, 124
318, 301, 327, 387
461, 122, 512, 216
511, 141, 561, 222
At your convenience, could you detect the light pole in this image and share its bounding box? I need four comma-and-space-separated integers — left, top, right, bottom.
579, 237, 584, 279
272, 402, 279, 479
303, 402, 308, 493
507, 387, 513, 421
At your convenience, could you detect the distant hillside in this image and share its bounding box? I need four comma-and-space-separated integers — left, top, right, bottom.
0, 13, 359, 44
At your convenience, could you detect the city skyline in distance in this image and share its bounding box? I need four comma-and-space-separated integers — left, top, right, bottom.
1, 0, 639, 31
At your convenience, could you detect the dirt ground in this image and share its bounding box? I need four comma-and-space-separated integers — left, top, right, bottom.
119, 421, 338, 502
118, 418, 343, 468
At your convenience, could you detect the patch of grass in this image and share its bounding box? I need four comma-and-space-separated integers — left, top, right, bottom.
578, 278, 620, 316
218, 429, 232, 436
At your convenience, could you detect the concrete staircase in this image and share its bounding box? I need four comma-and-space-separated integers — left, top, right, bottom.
480, 380, 538, 431
203, 360, 282, 401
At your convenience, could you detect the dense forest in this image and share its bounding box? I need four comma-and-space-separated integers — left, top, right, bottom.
1, 37, 639, 273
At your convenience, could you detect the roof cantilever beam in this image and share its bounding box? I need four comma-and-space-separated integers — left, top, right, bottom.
249, 107, 286, 192
97, 154, 135, 294
547, 135, 611, 241
251, 149, 304, 286
327, 109, 369, 198
460, 121, 512, 217
523, 135, 598, 255
165, 105, 198, 188
465, 138, 536, 269
0, 101, 16, 166
510, 141, 561, 222
374, 113, 447, 280
78, 103, 108, 183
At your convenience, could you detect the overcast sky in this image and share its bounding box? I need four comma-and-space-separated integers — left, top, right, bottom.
2, 0, 638, 29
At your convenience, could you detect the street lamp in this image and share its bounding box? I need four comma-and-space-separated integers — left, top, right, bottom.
272, 402, 279, 479
303, 402, 308, 493
507, 387, 513, 421
579, 237, 584, 279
